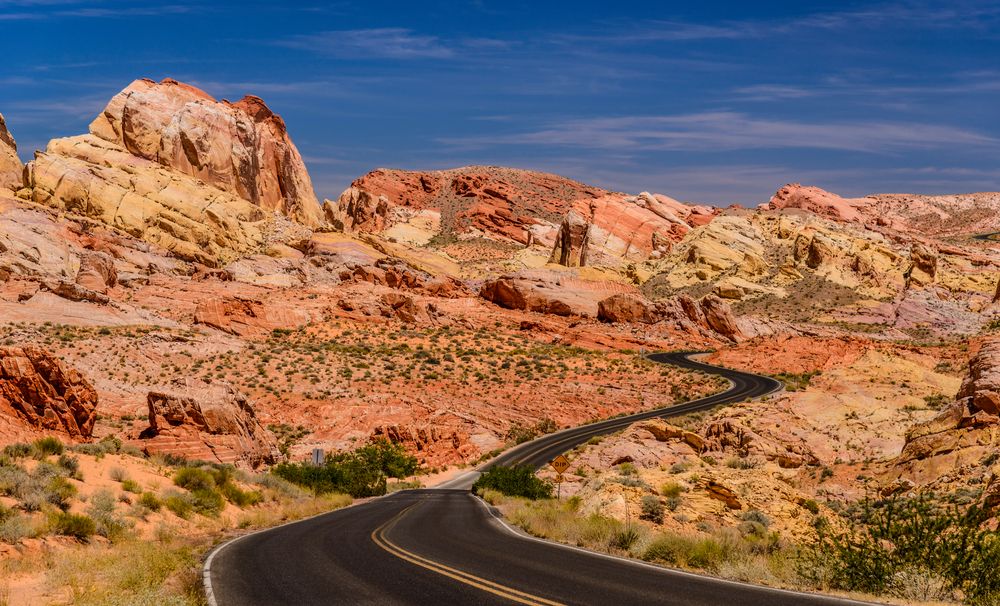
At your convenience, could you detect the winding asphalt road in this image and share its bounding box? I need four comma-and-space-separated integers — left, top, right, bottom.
205, 352, 864, 605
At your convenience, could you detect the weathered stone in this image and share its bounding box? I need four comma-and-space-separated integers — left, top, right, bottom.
142, 379, 279, 468
0, 347, 98, 438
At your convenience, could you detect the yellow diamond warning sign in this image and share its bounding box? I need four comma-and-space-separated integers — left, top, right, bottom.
550, 455, 570, 474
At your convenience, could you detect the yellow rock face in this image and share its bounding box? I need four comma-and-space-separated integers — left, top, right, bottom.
26, 134, 295, 267
652, 208, 996, 305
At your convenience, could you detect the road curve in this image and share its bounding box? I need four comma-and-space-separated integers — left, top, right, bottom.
206, 352, 864, 606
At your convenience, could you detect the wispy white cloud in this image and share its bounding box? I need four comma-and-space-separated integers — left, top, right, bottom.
277, 28, 455, 59
438, 112, 997, 154
0, 2, 196, 19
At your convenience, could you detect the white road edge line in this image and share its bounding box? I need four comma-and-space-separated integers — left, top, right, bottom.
471, 494, 877, 606
201, 490, 402, 606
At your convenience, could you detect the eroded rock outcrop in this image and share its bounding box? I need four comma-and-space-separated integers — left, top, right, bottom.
329, 166, 718, 263
548, 209, 590, 267
24, 78, 317, 266
141, 379, 278, 468
0, 113, 22, 191
75, 251, 118, 294
91, 78, 321, 225
596, 292, 745, 341
194, 295, 311, 337
0, 347, 98, 438
480, 272, 636, 317
895, 337, 1000, 479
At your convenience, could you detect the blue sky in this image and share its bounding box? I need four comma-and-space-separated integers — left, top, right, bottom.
1, 0, 998, 205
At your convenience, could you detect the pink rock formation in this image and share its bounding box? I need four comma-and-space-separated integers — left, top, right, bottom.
90, 78, 321, 226
596, 292, 745, 342
766, 183, 866, 223
0, 347, 98, 438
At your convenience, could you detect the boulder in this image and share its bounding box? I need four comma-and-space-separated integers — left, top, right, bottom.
906, 242, 938, 286
0, 113, 23, 191
700, 295, 743, 340
766, 183, 865, 223
703, 479, 742, 509
703, 416, 820, 469
957, 338, 1000, 414
597, 293, 659, 324
379, 292, 440, 324
142, 379, 278, 468
324, 187, 390, 233
75, 251, 118, 293
0, 347, 98, 438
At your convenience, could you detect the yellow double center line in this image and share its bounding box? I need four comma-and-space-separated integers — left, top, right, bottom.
371, 502, 565, 606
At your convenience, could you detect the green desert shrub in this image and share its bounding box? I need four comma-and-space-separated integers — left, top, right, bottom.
640, 495, 664, 524
800, 494, 1000, 604
137, 492, 162, 512
273, 439, 418, 498
472, 465, 553, 500
162, 491, 194, 519
51, 512, 96, 541
88, 489, 134, 542
32, 436, 64, 457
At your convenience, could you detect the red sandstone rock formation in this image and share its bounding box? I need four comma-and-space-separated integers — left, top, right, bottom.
0, 347, 98, 438
194, 296, 311, 337
141, 379, 278, 468
596, 292, 745, 341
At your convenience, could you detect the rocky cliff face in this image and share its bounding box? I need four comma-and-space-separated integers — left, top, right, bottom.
23, 78, 317, 266
0, 113, 22, 191
0, 347, 98, 438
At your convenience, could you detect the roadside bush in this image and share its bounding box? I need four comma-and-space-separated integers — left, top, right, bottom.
640, 495, 664, 524
189, 487, 225, 517
221, 482, 263, 507
273, 439, 418, 498
472, 465, 553, 500
800, 494, 1000, 604
162, 491, 194, 519
611, 526, 641, 551
88, 489, 134, 542
3, 443, 32, 459
32, 436, 64, 457
51, 512, 96, 541
137, 492, 162, 512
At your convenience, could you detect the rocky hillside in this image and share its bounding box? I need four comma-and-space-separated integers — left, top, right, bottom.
324, 165, 718, 268
2, 76, 1000, 491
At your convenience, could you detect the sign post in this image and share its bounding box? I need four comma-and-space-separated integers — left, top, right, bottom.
550, 455, 570, 499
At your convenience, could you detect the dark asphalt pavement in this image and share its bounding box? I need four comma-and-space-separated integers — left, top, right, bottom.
206, 352, 866, 606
